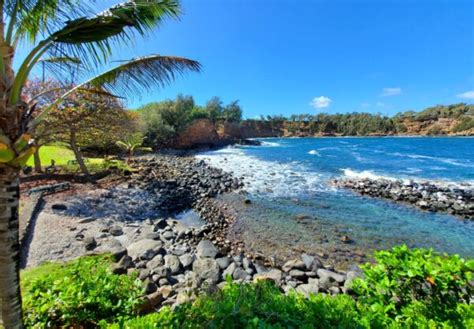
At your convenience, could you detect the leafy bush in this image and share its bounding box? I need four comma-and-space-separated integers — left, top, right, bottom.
352, 245, 474, 327
22, 247, 473, 328
21, 255, 143, 328
108, 280, 361, 328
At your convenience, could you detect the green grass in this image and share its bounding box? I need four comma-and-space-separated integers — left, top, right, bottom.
26, 145, 75, 166
26, 145, 130, 173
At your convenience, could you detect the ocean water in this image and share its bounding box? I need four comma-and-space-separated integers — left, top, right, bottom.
196, 137, 474, 267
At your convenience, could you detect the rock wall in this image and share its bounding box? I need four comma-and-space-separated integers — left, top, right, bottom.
173, 119, 222, 149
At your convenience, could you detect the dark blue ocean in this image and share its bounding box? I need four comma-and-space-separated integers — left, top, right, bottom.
196, 137, 474, 267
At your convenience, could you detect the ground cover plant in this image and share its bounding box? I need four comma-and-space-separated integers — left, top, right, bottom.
20, 246, 473, 328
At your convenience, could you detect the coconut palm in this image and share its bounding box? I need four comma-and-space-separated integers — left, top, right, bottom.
0, 1, 200, 327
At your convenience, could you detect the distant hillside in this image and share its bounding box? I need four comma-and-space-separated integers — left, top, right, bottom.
239, 103, 474, 137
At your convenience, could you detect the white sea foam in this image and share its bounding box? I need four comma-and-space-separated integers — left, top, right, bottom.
342, 168, 474, 190
196, 146, 327, 197
342, 168, 395, 181
308, 150, 321, 156
260, 141, 281, 147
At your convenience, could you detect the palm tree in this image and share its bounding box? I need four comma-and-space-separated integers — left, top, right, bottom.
116, 132, 152, 162
0, 1, 200, 327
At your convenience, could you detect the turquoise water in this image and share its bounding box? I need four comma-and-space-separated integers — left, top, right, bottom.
196, 137, 474, 266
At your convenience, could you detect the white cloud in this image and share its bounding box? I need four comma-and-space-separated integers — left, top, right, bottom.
376, 101, 386, 107
380, 87, 402, 97
457, 90, 474, 99
310, 96, 332, 109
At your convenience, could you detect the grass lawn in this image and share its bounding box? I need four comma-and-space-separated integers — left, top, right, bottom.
27, 145, 76, 166
26, 145, 127, 172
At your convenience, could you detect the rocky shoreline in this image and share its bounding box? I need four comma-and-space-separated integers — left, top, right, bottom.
23, 154, 361, 312
334, 178, 474, 219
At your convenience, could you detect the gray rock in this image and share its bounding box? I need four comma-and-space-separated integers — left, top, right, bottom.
144, 279, 157, 294
169, 245, 189, 256
112, 255, 134, 274
253, 269, 283, 284
216, 257, 232, 270
317, 269, 345, 283
296, 278, 320, 297
196, 240, 219, 259
223, 262, 237, 279
193, 258, 220, 284
83, 237, 96, 251
151, 266, 169, 279
179, 254, 194, 269
95, 239, 126, 261
164, 255, 182, 275
344, 270, 362, 289
301, 253, 323, 271
282, 259, 306, 272
289, 269, 306, 280
161, 231, 176, 240
233, 267, 248, 281
127, 239, 163, 260
146, 254, 164, 270
109, 225, 123, 236
242, 257, 253, 271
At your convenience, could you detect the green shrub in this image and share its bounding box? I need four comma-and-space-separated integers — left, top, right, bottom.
21, 255, 144, 328
108, 280, 361, 328
352, 245, 474, 327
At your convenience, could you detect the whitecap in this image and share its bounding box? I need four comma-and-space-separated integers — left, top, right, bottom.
342, 168, 395, 181
196, 146, 328, 198
308, 150, 321, 156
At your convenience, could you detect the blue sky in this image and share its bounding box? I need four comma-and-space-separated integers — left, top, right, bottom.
22, 0, 474, 118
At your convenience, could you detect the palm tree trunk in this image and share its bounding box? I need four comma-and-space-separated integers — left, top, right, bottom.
0, 165, 23, 329
33, 147, 42, 173
70, 131, 89, 176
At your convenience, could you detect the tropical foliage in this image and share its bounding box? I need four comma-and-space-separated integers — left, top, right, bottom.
20, 246, 474, 328
0, 1, 200, 326
137, 95, 242, 147
21, 255, 143, 328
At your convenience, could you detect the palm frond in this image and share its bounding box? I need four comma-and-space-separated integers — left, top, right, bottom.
28, 86, 123, 106
86, 55, 201, 97
9, 0, 88, 45
37, 56, 82, 82
48, 0, 181, 66
29, 54, 201, 127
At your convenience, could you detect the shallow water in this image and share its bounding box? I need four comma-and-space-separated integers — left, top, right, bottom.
196, 137, 474, 267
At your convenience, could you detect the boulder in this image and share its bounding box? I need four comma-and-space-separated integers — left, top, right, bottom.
196, 240, 219, 259
109, 225, 123, 236
223, 263, 237, 279
282, 259, 306, 272
95, 239, 126, 261
301, 253, 322, 271
127, 239, 163, 261
232, 267, 248, 281
253, 269, 283, 284
193, 258, 220, 284
138, 291, 163, 313
179, 254, 194, 269
296, 279, 320, 298
164, 255, 182, 275
317, 269, 345, 283
83, 237, 96, 251
216, 257, 232, 270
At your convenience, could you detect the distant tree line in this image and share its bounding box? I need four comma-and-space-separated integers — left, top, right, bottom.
246, 103, 474, 136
